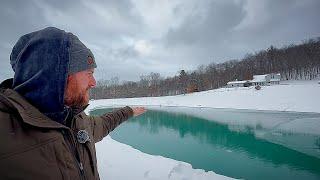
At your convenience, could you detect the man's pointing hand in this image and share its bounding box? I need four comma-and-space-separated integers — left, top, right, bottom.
131, 107, 147, 117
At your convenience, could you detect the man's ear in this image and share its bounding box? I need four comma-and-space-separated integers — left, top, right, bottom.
67, 74, 75, 82
65, 75, 73, 92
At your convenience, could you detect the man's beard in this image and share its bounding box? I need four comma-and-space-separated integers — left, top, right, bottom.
64, 81, 89, 108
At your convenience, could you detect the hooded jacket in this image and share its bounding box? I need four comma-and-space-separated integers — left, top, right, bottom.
0, 27, 133, 179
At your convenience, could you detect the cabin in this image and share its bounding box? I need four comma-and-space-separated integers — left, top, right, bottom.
251, 74, 271, 86
186, 84, 199, 93
226, 73, 281, 88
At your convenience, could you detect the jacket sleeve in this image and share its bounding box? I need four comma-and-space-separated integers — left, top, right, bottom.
89, 106, 133, 143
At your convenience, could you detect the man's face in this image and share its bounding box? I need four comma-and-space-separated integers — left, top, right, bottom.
64, 68, 96, 108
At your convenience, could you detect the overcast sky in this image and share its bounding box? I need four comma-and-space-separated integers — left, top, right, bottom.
1, 0, 319, 82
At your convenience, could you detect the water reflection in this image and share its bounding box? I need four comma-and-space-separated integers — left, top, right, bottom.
135, 110, 320, 169
90, 108, 320, 180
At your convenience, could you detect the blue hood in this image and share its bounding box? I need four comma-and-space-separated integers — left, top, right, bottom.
10, 27, 72, 123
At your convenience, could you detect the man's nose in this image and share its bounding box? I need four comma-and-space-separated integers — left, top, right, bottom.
89, 76, 96, 88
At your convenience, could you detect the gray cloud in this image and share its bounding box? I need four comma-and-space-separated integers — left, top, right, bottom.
164, 0, 320, 64
0, 0, 319, 81
166, 1, 246, 46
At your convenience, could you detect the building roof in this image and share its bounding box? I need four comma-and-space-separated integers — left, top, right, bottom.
252, 74, 268, 82
227, 80, 250, 85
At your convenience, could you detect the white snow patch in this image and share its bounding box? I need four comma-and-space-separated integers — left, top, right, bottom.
96, 136, 234, 180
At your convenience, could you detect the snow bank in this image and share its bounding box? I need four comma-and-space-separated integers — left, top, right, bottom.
96, 136, 234, 180
88, 80, 320, 113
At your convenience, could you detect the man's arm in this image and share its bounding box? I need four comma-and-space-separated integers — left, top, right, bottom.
89, 106, 146, 143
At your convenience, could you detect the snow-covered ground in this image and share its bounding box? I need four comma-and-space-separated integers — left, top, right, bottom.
89, 80, 320, 113
96, 136, 233, 180
86, 80, 320, 180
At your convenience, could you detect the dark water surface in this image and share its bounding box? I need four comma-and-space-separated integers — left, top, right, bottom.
90, 107, 320, 180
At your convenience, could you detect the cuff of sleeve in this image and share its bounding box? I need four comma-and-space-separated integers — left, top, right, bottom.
125, 106, 134, 117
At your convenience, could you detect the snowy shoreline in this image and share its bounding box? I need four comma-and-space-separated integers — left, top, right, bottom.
87, 80, 319, 180
88, 80, 320, 113
95, 136, 234, 180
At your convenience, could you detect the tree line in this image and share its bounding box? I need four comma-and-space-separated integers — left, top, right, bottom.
90, 38, 320, 99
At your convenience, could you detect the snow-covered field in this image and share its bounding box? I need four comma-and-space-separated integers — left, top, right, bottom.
86, 80, 320, 180
89, 80, 320, 113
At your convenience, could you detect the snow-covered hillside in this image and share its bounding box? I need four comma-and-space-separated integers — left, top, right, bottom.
89, 80, 320, 113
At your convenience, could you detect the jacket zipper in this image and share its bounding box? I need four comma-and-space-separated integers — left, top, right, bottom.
62, 130, 86, 180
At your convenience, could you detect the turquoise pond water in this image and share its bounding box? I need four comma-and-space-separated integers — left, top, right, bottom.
90, 107, 320, 180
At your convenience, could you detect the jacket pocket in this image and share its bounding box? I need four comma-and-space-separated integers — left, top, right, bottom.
0, 136, 60, 160
0, 137, 64, 180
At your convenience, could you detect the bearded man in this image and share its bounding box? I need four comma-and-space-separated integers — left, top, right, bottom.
0, 27, 146, 180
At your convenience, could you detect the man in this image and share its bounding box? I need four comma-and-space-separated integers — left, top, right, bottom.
0, 27, 146, 179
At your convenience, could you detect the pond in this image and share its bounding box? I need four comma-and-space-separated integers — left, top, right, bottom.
90, 107, 320, 180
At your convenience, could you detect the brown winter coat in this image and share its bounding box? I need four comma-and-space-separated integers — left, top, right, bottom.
0, 88, 133, 180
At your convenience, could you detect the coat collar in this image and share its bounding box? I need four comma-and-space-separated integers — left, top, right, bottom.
1, 88, 69, 129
